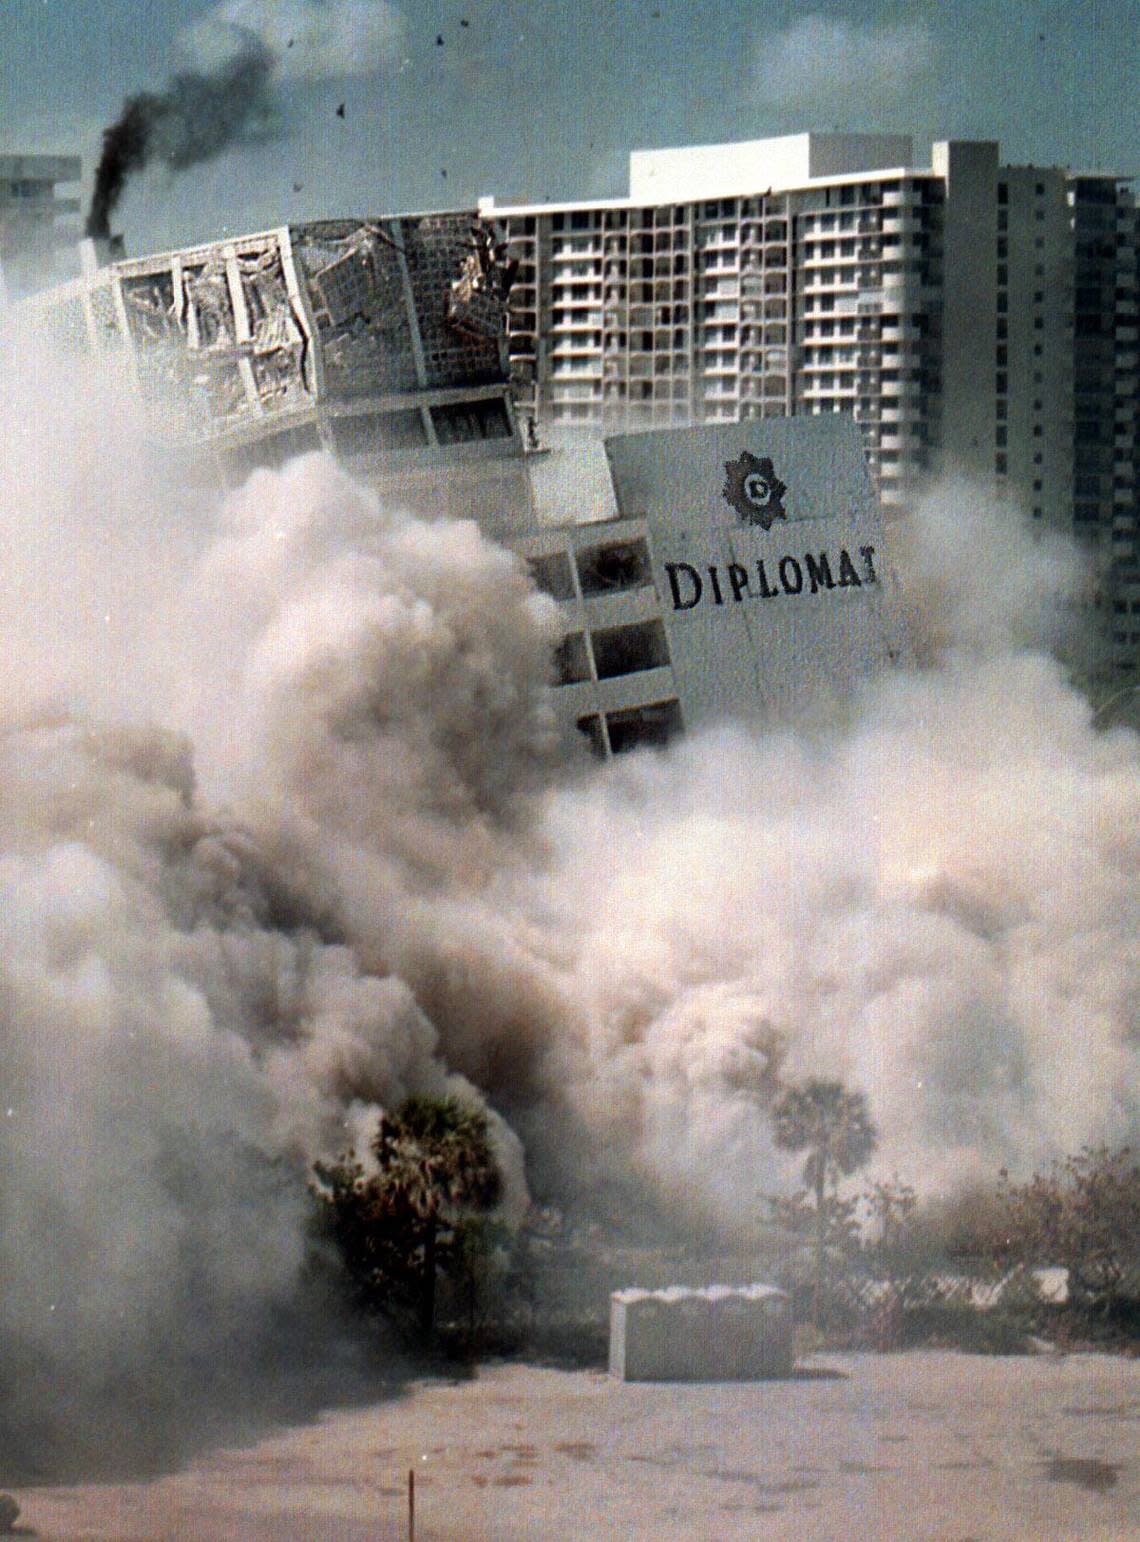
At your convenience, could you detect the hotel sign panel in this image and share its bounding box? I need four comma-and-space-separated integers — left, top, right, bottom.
604, 419, 908, 726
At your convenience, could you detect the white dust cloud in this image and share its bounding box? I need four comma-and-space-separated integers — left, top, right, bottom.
177, 452, 562, 863
515, 655, 1138, 1215
0, 336, 199, 724
893, 476, 1090, 663
1, 323, 1138, 1462
752, 14, 936, 119
183, 0, 407, 83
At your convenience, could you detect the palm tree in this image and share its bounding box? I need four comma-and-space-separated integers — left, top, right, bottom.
315, 1094, 502, 1341
771, 1078, 877, 1323
372, 1095, 502, 1338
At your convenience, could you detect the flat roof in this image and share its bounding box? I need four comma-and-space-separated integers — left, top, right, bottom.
480, 165, 931, 219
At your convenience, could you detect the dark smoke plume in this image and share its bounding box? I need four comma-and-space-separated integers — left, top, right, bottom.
86, 40, 277, 240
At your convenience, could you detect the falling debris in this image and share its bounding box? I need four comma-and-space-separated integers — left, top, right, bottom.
460, 17, 469, 26
436, 33, 444, 46
336, 102, 346, 118
293, 181, 304, 192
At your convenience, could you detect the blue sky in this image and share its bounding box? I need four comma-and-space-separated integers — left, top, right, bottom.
3, 0, 1136, 252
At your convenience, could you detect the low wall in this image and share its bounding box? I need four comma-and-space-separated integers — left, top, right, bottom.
609, 1284, 793, 1382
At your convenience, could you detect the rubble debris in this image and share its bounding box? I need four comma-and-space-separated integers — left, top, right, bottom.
24, 211, 516, 450
446, 221, 518, 342
184, 260, 235, 349
300, 225, 409, 394
121, 270, 179, 346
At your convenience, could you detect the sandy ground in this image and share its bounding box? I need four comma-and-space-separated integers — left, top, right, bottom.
10, 1351, 1140, 1540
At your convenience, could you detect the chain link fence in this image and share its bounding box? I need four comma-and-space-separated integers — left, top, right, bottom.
770, 1249, 1140, 1351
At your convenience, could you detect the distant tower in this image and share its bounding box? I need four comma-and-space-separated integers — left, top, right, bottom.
0, 154, 82, 294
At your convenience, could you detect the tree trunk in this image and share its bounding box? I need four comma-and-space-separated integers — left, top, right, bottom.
420, 1218, 437, 1342
814, 1159, 827, 1328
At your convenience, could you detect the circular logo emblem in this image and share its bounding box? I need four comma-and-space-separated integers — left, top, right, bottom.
722, 452, 788, 529
744, 471, 772, 507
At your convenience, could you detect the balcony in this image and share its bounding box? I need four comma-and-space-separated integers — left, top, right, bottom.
801, 377, 858, 398
553, 314, 604, 332
551, 250, 602, 268
548, 382, 600, 401
551, 364, 602, 383
881, 322, 923, 344
881, 213, 921, 237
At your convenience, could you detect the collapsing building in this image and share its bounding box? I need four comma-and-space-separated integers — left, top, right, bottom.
19, 212, 534, 531
19, 214, 909, 757
521, 415, 909, 754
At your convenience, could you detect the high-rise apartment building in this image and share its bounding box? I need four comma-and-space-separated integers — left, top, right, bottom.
0, 155, 82, 294
481, 134, 1139, 678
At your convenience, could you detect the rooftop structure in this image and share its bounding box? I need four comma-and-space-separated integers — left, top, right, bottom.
628, 133, 915, 202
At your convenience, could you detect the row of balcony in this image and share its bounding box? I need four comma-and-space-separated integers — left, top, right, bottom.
544, 362, 938, 407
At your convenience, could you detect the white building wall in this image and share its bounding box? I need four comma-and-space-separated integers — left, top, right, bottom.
629, 133, 913, 202
0, 154, 82, 293
515, 418, 911, 757
996, 166, 1073, 538
930, 140, 1000, 484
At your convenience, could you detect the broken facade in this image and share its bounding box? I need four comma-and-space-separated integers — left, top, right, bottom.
21, 212, 534, 531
